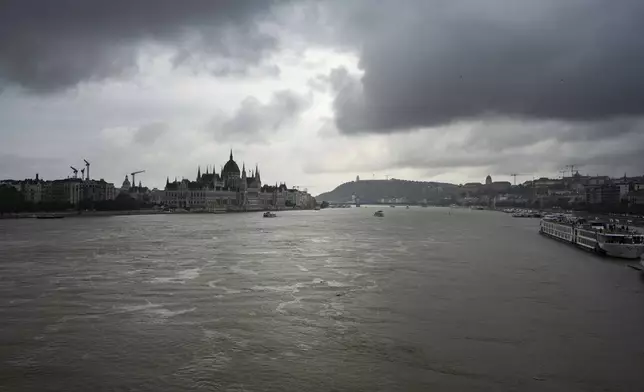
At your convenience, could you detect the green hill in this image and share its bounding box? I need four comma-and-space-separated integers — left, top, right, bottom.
316, 179, 458, 204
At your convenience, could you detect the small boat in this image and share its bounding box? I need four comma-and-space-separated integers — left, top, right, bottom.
36, 214, 64, 219
390, 205, 396, 208
263, 212, 277, 218
406, 206, 410, 209
374, 210, 384, 217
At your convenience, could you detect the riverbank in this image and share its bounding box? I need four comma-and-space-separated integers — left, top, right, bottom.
0, 207, 312, 219
0, 210, 167, 219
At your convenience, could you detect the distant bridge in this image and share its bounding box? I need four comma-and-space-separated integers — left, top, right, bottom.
326, 201, 360, 207
326, 195, 362, 207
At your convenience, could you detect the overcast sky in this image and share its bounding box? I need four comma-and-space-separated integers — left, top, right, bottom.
2, 0, 644, 195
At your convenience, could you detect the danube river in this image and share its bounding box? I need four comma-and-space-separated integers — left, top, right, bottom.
2, 208, 644, 391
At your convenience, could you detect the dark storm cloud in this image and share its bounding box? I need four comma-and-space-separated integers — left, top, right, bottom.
321, 0, 644, 134
0, 0, 285, 92
207, 90, 311, 142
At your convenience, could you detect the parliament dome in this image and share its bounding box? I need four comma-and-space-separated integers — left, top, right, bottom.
222, 150, 240, 175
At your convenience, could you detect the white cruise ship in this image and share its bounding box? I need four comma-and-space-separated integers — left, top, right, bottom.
540, 216, 644, 259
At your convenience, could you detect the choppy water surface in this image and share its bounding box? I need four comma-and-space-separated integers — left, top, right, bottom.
1, 208, 644, 391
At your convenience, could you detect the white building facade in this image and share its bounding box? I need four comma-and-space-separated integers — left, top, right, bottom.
286, 189, 316, 209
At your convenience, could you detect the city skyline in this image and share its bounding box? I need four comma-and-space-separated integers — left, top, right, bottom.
2, 1, 644, 195
3, 161, 641, 197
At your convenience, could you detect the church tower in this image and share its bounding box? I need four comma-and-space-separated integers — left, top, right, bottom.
121, 175, 131, 193
255, 164, 261, 187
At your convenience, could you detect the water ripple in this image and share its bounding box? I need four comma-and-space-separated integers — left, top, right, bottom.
1, 209, 644, 391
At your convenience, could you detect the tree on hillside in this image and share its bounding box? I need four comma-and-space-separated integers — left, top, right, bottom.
0, 185, 24, 214
94, 193, 141, 211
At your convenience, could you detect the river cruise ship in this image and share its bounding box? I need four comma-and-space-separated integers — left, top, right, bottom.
540, 216, 644, 259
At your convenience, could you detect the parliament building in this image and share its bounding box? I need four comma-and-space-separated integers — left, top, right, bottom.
163, 150, 288, 211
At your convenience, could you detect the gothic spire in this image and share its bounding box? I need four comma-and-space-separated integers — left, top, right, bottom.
197, 165, 201, 181
229, 149, 233, 161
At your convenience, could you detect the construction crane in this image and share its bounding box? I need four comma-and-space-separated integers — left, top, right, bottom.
131, 170, 145, 190
509, 173, 534, 186
558, 169, 567, 179
81, 168, 85, 179
83, 159, 90, 180
565, 164, 582, 177
70, 166, 78, 178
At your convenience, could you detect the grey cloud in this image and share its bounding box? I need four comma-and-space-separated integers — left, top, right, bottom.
207, 90, 311, 142
462, 117, 643, 152
0, 154, 67, 181
317, 0, 644, 134
303, 117, 644, 181
307, 75, 328, 93
395, 119, 644, 177
133, 122, 168, 145
0, 0, 285, 92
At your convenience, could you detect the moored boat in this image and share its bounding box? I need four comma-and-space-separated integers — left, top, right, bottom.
36, 214, 65, 219
539, 217, 644, 259
263, 212, 277, 218
510, 209, 542, 218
